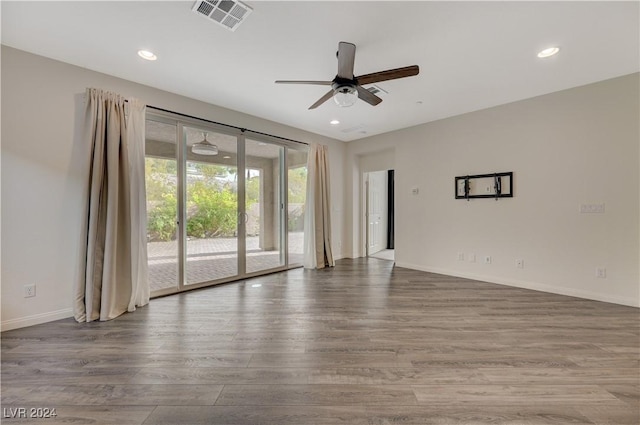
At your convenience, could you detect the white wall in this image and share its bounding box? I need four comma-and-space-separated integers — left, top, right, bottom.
347, 73, 639, 307
1, 46, 346, 330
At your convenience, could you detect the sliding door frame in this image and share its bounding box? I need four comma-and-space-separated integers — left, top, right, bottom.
147, 110, 302, 298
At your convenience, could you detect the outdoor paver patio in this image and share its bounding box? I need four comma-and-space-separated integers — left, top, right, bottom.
148, 232, 303, 292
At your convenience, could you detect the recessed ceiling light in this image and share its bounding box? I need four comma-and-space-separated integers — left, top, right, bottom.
537, 47, 560, 58
137, 50, 157, 61
223, 155, 231, 159
330, 120, 340, 125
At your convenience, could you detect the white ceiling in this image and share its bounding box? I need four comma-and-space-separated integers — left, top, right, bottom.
2, 1, 639, 142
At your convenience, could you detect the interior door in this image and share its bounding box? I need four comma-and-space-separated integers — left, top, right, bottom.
367, 170, 388, 255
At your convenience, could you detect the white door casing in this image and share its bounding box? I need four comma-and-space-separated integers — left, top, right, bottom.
367, 170, 387, 255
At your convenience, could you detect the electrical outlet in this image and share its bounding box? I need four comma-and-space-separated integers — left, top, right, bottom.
468, 253, 476, 263
457, 252, 465, 261
516, 259, 524, 269
24, 284, 36, 298
484, 256, 492, 264
596, 267, 607, 278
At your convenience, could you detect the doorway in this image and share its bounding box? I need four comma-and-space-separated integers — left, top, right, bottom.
365, 169, 395, 261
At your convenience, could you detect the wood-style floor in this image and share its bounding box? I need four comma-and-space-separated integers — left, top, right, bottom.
1, 258, 638, 424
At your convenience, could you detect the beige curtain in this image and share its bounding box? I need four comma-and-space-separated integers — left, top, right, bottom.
303, 143, 334, 269
126, 99, 150, 311
74, 88, 149, 322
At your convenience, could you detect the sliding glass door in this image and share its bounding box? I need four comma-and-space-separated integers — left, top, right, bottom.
287, 145, 308, 266
145, 113, 306, 296
184, 126, 239, 285
245, 139, 285, 274
145, 119, 179, 294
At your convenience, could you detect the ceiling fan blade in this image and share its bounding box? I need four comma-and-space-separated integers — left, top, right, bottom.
275, 80, 332, 85
337, 41, 356, 79
309, 89, 335, 110
356, 86, 383, 106
356, 65, 419, 86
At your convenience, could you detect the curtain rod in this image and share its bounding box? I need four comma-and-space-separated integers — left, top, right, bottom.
145, 104, 309, 147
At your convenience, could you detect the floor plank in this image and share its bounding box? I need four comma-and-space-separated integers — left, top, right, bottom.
412, 384, 621, 405
1, 384, 223, 406
129, 367, 310, 385
215, 384, 418, 406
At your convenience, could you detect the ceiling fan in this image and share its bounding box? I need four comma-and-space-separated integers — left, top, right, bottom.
275, 41, 420, 110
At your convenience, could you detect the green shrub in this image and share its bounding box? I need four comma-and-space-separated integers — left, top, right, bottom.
186, 181, 238, 238
147, 192, 177, 241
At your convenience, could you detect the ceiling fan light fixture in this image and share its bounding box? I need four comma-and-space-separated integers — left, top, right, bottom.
192, 132, 218, 156
333, 85, 358, 107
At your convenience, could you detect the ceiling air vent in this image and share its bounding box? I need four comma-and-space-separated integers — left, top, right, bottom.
341, 124, 366, 134
192, 0, 253, 32
366, 85, 388, 96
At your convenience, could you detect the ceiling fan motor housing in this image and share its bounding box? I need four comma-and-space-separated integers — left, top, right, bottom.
332, 77, 357, 94
332, 80, 358, 107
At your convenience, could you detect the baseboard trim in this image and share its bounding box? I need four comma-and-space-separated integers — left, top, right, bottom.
1, 308, 74, 332
394, 262, 639, 308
